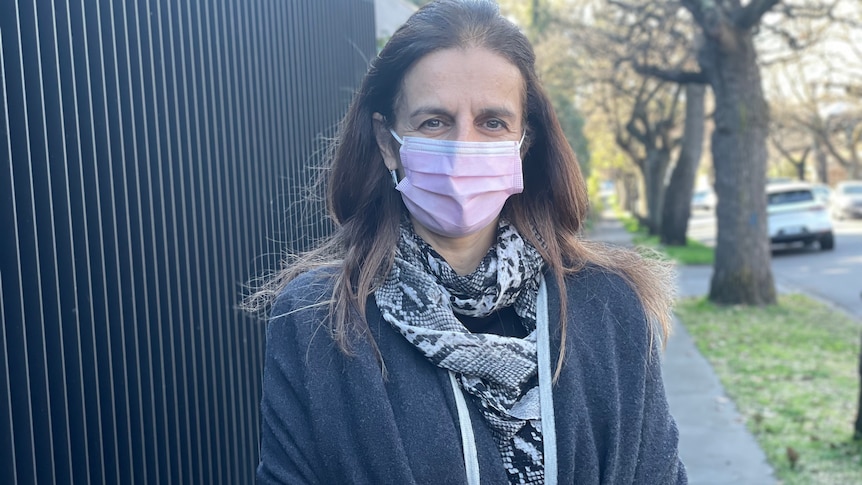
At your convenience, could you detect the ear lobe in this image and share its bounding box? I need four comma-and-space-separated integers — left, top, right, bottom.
372, 113, 399, 171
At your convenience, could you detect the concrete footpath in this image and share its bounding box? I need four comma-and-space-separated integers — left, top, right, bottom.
588, 215, 777, 485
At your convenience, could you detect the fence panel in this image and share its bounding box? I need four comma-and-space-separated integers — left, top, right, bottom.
0, 1, 375, 483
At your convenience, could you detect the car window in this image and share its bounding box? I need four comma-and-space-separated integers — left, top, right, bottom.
842, 185, 862, 195
767, 190, 814, 206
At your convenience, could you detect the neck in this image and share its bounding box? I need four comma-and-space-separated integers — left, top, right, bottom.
411, 216, 498, 276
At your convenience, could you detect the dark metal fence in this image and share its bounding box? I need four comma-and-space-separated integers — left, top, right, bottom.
0, 1, 375, 483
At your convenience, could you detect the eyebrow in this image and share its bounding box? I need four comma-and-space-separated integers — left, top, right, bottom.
408, 106, 452, 118
408, 106, 518, 119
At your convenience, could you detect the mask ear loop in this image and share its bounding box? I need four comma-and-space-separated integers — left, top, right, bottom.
516, 131, 527, 149
389, 129, 405, 145
386, 128, 403, 187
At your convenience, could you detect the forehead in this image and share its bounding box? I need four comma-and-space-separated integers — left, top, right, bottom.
395, 47, 525, 117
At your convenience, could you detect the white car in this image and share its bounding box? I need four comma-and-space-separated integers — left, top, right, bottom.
830, 180, 862, 220
691, 189, 717, 211
767, 183, 834, 250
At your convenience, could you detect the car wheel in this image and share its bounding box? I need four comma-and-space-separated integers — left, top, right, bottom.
820, 232, 835, 251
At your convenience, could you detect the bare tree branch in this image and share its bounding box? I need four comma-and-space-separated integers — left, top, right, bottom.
734, 0, 781, 30
633, 63, 709, 84
770, 131, 811, 170
679, 0, 709, 30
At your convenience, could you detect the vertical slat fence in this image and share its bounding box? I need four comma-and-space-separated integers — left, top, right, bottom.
0, 1, 376, 483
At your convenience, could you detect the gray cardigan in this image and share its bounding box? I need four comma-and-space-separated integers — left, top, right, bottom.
257, 266, 687, 484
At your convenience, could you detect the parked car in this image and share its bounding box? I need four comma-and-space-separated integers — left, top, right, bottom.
830, 180, 862, 220
691, 189, 717, 211
767, 183, 834, 250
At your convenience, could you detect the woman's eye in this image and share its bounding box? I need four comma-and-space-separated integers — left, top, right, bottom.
485, 119, 505, 130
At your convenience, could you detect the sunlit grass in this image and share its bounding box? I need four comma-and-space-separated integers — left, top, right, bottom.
633, 234, 714, 265
616, 211, 714, 265
676, 296, 862, 484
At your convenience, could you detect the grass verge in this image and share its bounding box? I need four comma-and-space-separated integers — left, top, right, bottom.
616, 211, 714, 265
676, 296, 862, 484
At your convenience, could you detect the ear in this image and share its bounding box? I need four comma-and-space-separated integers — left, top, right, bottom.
373, 112, 400, 171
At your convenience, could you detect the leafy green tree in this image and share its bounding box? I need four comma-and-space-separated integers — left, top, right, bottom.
499, 0, 592, 175
556, 0, 695, 237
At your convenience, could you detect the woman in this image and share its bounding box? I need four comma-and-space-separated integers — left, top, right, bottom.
253, 1, 686, 483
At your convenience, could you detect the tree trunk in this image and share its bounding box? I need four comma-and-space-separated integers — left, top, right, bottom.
701, 29, 776, 305
814, 138, 828, 184
856, 330, 862, 440
661, 85, 706, 246
847, 126, 861, 179
619, 173, 639, 214
641, 148, 672, 235
635, 172, 648, 218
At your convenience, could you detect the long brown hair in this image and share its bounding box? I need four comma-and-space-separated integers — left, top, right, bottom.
245, 0, 675, 376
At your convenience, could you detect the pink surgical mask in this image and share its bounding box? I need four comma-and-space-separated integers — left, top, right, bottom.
390, 129, 525, 237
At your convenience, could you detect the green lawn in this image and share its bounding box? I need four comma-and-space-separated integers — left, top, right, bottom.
616, 211, 714, 265
632, 233, 714, 265
613, 210, 862, 481
676, 296, 862, 484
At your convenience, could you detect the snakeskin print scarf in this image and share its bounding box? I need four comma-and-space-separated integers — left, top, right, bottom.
375, 218, 548, 484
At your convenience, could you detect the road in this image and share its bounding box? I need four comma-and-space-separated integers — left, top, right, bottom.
687, 209, 862, 319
